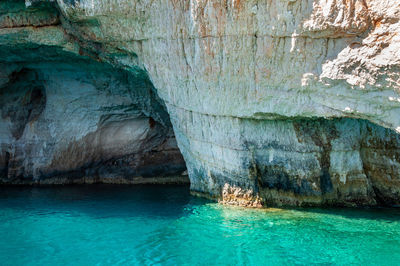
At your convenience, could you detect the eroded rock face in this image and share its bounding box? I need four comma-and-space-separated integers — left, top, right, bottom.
1, 0, 400, 206
177, 116, 400, 207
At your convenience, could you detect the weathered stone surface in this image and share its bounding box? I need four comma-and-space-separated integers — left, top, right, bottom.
175, 114, 400, 207
1, 0, 400, 206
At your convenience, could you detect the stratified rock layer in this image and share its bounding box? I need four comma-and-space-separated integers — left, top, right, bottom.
1, 0, 400, 206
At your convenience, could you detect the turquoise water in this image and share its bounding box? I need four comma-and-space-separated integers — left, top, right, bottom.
0, 185, 400, 265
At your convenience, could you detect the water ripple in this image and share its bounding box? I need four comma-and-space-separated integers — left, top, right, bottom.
0, 185, 399, 265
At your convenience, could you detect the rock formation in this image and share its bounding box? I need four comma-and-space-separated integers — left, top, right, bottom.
1, 0, 399, 206
0, 0, 187, 184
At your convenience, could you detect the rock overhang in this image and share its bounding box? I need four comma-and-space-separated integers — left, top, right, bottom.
1, 0, 400, 207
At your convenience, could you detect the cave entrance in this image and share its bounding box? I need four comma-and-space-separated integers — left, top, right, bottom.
0, 61, 188, 185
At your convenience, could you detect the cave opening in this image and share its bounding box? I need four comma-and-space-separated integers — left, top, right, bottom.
0, 57, 187, 185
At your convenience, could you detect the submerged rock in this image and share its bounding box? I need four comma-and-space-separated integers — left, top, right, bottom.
0, 0, 400, 206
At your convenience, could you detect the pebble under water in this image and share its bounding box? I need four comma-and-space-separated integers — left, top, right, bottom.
0, 185, 400, 265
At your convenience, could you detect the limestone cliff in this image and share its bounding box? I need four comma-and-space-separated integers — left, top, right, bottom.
1, 0, 400, 206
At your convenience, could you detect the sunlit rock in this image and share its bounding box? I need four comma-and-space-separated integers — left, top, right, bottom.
1, 0, 399, 206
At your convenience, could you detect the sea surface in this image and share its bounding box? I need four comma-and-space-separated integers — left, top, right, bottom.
0, 185, 399, 265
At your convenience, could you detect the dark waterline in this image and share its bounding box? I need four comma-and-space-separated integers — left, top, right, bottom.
1, 185, 400, 265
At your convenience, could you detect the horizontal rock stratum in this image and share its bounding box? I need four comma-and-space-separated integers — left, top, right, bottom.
1, 0, 400, 207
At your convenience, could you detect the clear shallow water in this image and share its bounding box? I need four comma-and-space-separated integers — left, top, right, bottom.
0, 185, 400, 266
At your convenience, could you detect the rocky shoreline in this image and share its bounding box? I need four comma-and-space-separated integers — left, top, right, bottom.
1, 0, 400, 207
